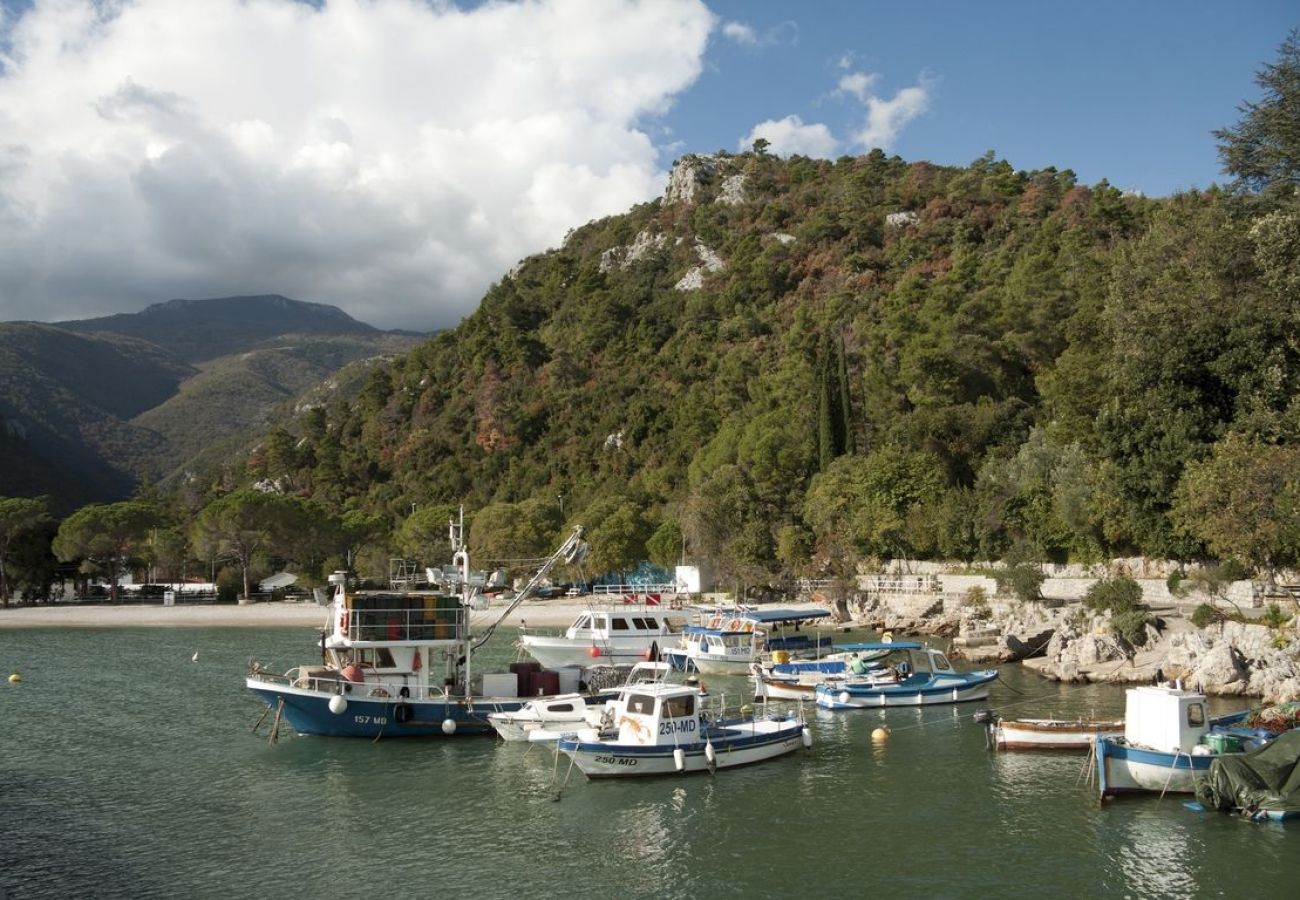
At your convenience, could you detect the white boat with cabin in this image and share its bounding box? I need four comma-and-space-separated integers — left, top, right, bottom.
517, 607, 686, 668
556, 681, 810, 778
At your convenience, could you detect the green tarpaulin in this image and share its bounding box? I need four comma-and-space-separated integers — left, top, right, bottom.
1195, 730, 1300, 817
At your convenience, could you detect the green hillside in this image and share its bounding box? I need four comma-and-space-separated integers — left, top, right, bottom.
218, 147, 1299, 581
134, 333, 424, 483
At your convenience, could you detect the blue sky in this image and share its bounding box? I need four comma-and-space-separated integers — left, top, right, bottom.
0, 1, 1295, 331
679, 1, 1298, 196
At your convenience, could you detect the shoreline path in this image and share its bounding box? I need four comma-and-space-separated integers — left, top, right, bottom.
0, 598, 596, 630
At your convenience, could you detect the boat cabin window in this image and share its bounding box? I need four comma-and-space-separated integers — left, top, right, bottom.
611, 618, 630, 631
1187, 703, 1205, 727
625, 693, 656, 715
574, 615, 592, 630
547, 703, 575, 713
356, 648, 395, 668
662, 694, 695, 718
932, 653, 951, 670
631, 617, 651, 630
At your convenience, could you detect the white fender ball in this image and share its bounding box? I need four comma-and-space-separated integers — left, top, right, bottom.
328, 694, 348, 715
442, 718, 457, 735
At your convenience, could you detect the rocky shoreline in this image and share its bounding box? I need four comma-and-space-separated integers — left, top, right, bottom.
836, 572, 1300, 704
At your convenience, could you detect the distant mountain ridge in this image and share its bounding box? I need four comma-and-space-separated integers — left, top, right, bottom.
1, 295, 425, 511
56, 293, 380, 363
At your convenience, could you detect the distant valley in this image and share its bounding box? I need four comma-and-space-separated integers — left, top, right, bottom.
0, 295, 426, 512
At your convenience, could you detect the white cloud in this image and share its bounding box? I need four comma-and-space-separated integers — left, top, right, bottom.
0, 0, 714, 330
740, 68, 931, 161
851, 82, 931, 150
740, 115, 839, 158
721, 21, 757, 46
720, 18, 795, 49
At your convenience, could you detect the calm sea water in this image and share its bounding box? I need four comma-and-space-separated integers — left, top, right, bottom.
1, 624, 1297, 899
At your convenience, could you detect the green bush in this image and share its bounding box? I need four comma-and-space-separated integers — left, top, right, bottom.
1112, 608, 1152, 647
1262, 602, 1290, 629
997, 563, 1044, 604
1085, 575, 1151, 646
1166, 570, 1185, 597
1191, 603, 1226, 628
1083, 575, 1144, 613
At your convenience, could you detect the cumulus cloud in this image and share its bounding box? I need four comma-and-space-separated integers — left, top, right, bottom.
850, 82, 931, 150
740, 115, 839, 158
739, 67, 931, 160
0, 0, 714, 330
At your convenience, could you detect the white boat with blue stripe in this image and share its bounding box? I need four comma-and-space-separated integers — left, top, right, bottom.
1096, 683, 1260, 798
814, 642, 998, 709
556, 681, 811, 778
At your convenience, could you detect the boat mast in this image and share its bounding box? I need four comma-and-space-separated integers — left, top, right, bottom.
470, 524, 586, 655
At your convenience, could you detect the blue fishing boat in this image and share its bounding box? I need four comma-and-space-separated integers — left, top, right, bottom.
813, 642, 998, 709
661, 607, 833, 674
246, 515, 619, 738
1096, 683, 1265, 798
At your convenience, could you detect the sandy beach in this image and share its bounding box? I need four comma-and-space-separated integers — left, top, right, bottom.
0, 598, 601, 630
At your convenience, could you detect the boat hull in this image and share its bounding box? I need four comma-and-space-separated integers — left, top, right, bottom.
248, 679, 612, 738
1096, 738, 1215, 796
816, 672, 997, 709
558, 721, 806, 778
995, 719, 1124, 751
520, 634, 664, 668
753, 676, 819, 701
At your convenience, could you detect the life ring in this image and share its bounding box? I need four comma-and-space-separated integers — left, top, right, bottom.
394, 702, 413, 724
707, 615, 722, 628
722, 619, 742, 632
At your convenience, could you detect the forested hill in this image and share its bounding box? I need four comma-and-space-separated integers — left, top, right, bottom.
227, 148, 1300, 581
57, 294, 381, 364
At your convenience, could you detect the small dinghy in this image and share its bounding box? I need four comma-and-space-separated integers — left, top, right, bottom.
990, 716, 1124, 751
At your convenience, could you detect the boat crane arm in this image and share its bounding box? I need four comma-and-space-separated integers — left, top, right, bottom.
470, 524, 586, 653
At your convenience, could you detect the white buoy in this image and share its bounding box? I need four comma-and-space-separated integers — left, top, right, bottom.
705, 741, 716, 766
673, 748, 686, 772
838, 691, 850, 705
871, 726, 891, 744
801, 727, 813, 749
328, 694, 347, 715
442, 718, 457, 735
8, 672, 21, 684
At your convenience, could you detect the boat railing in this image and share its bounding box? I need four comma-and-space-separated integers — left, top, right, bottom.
589, 582, 679, 599
341, 606, 467, 643
250, 665, 458, 702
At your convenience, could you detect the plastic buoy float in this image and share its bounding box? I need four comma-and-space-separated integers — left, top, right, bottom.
838, 691, 850, 705
705, 742, 716, 766
328, 694, 348, 715
441, 718, 457, 735
587, 646, 602, 658
8, 672, 20, 684
871, 726, 891, 744
673, 748, 686, 772
801, 727, 813, 749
